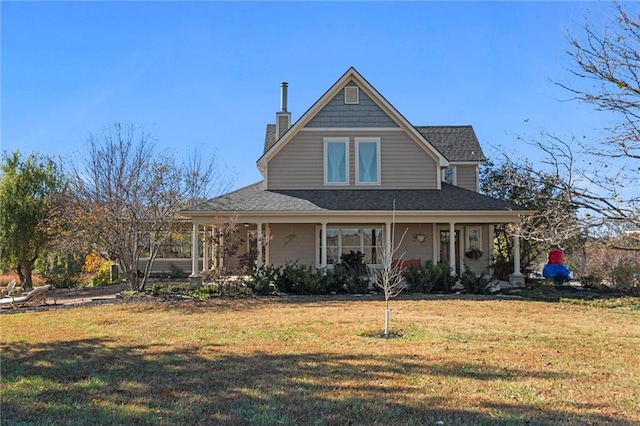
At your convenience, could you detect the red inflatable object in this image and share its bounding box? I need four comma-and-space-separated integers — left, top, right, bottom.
548, 249, 564, 265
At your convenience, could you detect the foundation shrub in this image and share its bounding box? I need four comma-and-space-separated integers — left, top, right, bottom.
340, 251, 370, 294
404, 261, 457, 293
275, 262, 326, 295
460, 266, 489, 294
403, 263, 436, 294
325, 256, 370, 294
244, 265, 279, 295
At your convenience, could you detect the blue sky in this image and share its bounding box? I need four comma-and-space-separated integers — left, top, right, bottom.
1, 1, 621, 190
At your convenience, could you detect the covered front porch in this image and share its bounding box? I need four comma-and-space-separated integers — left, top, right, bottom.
186, 213, 526, 285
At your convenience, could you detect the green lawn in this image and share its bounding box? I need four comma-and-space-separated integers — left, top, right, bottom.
1, 295, 639, 425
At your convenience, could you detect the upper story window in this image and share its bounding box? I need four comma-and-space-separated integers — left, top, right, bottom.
442, 166, 456, 185
324, 137, 349, 185
344, 86, 359, 104
355, 137, 381, 185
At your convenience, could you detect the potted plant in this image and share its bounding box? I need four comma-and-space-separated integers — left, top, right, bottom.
465, 248, 483, 259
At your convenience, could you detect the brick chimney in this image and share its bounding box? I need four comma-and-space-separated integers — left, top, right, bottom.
275, 82, 291, 140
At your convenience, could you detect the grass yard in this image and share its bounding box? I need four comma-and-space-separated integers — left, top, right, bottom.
1, 295, 639, 425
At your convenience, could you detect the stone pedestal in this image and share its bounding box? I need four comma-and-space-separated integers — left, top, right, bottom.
189, 275, 203, 289
508, 274, 526, 288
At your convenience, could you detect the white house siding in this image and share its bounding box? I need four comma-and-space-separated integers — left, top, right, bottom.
456, 165, 478, 192
267, 130, 438, 190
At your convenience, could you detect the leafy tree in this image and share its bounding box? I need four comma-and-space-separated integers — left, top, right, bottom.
69, 123, 233, 290
0, 151, 66, 289
480, 158, 583, 275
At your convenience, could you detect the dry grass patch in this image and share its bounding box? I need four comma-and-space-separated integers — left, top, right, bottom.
1, 296, 639, 425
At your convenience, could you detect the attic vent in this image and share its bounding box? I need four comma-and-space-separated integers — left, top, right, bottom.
344, 86, 359, 104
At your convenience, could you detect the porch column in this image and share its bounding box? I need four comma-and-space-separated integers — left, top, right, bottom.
256, 222, 263, 269
385, 221, 392, 264
508, 224, 525, 287
219, 236, 224, 269
189, 222, 202, 287
202, 226, 209, 271
265, 223, 270, 265
513, 232, 522, 276
449, 222, 456, 276
488, 225, 495, 277
321, 222, 327, 268
432, 223, 438, 263
190, 222, 199, 276
212, 225, 219, 269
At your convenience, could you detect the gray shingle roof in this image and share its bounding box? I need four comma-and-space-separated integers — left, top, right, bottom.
264, 124, 276, 153
263, 124, 485, 162
415, 126, 486, 162
184, 181, 528, 213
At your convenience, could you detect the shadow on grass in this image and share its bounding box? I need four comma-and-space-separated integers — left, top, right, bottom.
1, 339, 632, 425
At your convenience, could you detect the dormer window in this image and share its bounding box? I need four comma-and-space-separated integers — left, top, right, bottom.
344, 86, 359, 104
442, 166, 456, 185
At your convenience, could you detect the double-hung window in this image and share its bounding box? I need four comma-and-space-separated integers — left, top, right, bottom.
324, 137, 349, 185
355, 137, 381, 185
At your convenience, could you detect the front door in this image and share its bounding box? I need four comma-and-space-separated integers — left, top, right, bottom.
440, 230, 460, 274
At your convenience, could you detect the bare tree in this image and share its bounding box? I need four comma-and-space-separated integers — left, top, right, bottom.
70, 123, 233, 290
553, 3, 640, 245
368, 204, 408, 337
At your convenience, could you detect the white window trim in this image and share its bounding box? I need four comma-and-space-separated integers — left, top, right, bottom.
466, 226, 482, 251
441, 166, 457, 185
344, 86, 359, 104
315, 225, 383, 267
355, 137, 381, 186
323, 137, 349, 186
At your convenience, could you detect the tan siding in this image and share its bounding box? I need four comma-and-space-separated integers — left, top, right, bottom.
268, 132, 324, 189
395, 224, 433, 264
380, 134, 437, 189
267, 130, 438, 190
268, 223, 317, 267
457, 165, 478, 192
460, 224, 491, 276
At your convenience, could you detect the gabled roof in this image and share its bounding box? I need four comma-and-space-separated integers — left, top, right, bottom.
184, 181, 529, 213
257, 67, 449, 170
264, 124, 486, 162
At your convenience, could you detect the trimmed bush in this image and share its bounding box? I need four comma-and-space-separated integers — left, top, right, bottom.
403, 261, 457, 293
275, 262, 326, 295
459, 266, 489, 294
244, 265, 279, 295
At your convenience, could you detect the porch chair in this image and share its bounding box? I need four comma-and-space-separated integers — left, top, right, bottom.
0, 284, 51, 309
0, 279, 17, 298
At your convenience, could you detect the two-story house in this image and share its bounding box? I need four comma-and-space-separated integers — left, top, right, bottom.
181, 67, 530, 284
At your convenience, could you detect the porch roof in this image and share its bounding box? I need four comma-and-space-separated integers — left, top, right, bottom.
183, 181, 529, 213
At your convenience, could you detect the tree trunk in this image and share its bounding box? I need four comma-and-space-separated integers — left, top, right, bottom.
384, 299, 390, 336
17, 263, 33, 291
